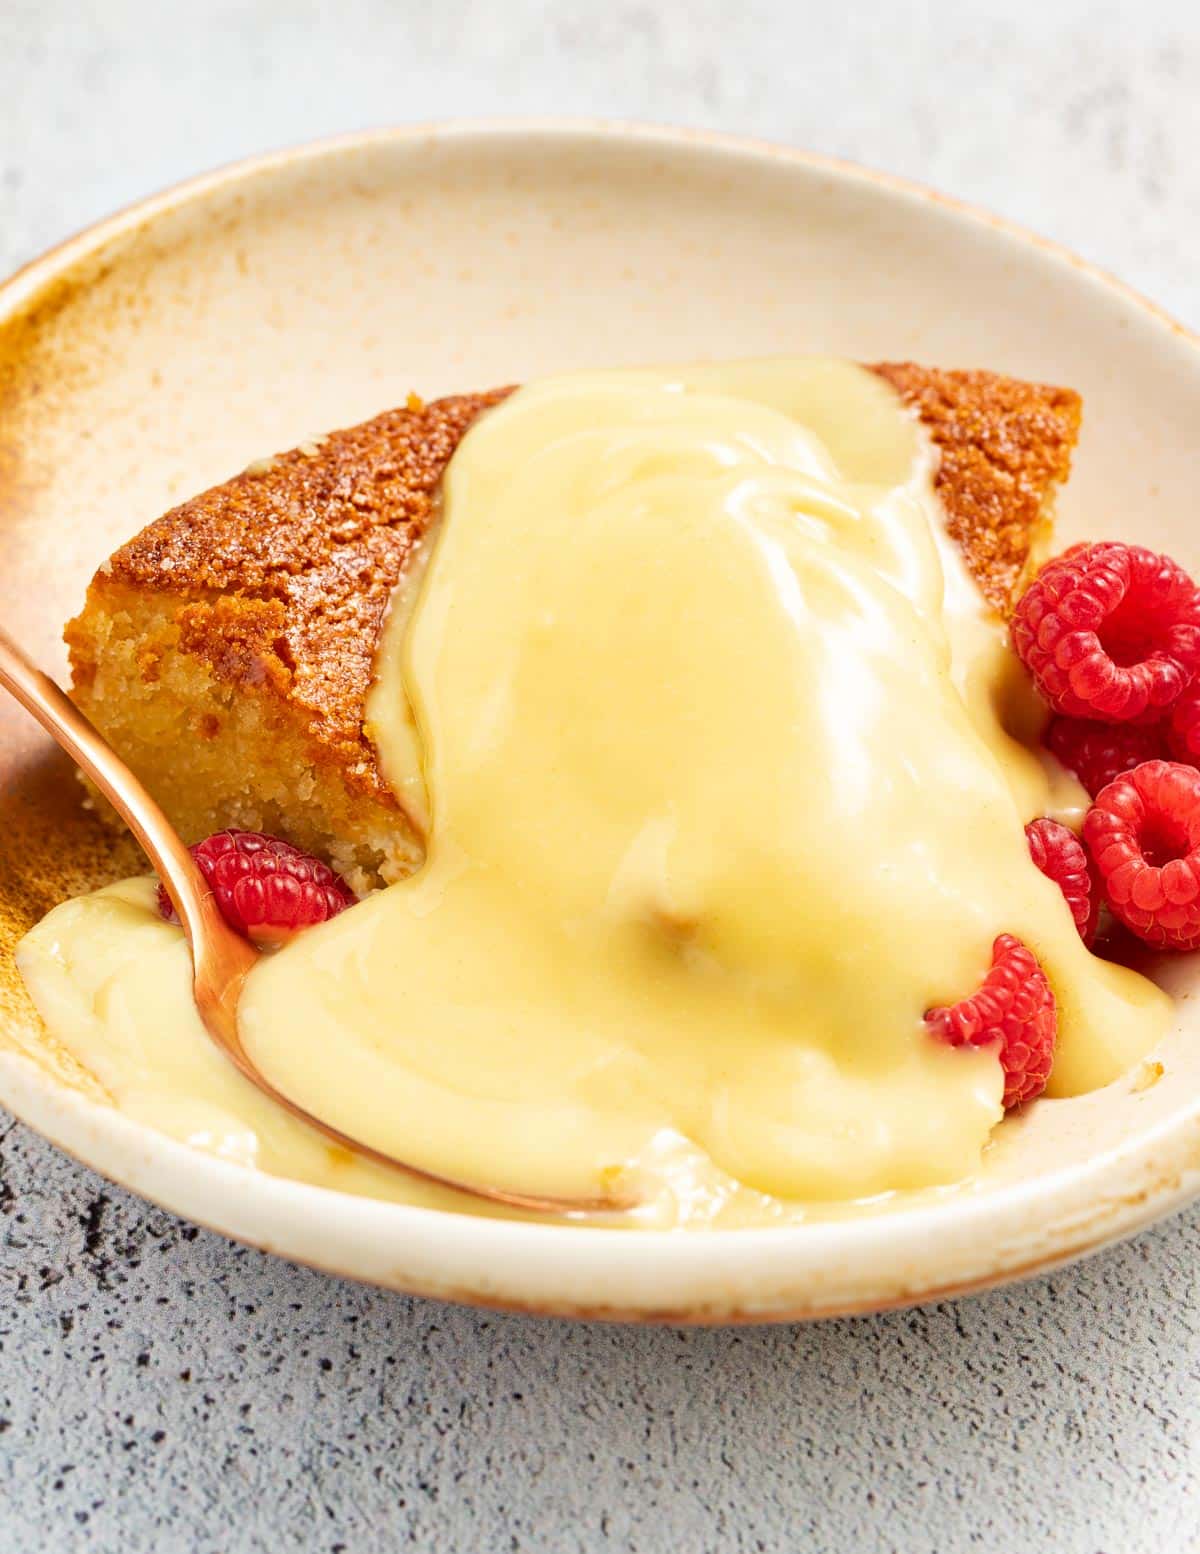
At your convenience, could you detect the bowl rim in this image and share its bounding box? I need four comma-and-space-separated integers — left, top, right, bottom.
3, 117, 1200, 1323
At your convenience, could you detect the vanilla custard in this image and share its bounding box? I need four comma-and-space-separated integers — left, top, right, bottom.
17, 360, 1169, 1225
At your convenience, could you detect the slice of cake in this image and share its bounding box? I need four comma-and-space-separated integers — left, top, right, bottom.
65, 365, 1081, 889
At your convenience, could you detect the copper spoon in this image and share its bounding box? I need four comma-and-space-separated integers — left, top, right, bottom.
0, 625, 630, 1214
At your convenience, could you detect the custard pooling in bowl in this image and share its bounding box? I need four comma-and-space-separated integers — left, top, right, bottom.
18, 359, 1168, 1223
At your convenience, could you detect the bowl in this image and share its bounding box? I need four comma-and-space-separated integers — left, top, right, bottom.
2, 121, 1199, 1322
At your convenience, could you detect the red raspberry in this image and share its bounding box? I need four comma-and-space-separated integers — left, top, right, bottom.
1011, 542, 1200, 722
925, 934, 1057, 1109
157, 829, 355, 946
1025, 818, 1098, 946
1043, 714, 1167, 799
1083, 760, 1200, 951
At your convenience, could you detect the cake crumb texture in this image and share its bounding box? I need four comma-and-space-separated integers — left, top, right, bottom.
91, 388, 512, 801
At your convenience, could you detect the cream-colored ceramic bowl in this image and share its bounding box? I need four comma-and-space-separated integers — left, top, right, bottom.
2, 122, 1199, 1322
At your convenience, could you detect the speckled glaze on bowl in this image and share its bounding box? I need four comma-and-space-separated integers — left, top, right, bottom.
2, 121, 1200, 1323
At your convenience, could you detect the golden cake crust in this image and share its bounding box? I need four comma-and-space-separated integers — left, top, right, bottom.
873, 363, 1081, 612
77, 389, 511, 811
69, 365, 1082, 836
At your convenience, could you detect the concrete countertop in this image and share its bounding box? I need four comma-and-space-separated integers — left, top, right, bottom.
1, 2, 1198, 1549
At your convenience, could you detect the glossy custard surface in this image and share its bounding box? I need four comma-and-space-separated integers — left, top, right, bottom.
18, 360, 1168, 1222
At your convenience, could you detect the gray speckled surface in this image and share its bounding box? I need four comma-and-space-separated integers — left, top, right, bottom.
2, 2, 1199, 1549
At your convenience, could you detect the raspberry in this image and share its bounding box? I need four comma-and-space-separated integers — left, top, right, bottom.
1083, 760, 1200, 951
925, 934, 1057, 1109
1025, 818, 1098, 946
1043, 714, 1167, 799
157, 829, 355, 946
1011, 542, 1200, 721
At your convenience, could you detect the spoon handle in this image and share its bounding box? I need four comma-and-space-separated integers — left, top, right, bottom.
0, 624, 226, 957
